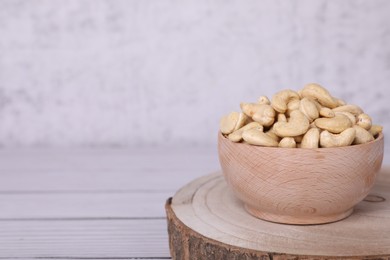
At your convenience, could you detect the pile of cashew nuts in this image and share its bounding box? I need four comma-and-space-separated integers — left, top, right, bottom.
220, 83, 383, 148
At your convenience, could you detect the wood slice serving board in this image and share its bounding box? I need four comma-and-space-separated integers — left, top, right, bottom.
165, 169, 390, 259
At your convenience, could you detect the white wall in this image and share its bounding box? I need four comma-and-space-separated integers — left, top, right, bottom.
0, 0, 389, 148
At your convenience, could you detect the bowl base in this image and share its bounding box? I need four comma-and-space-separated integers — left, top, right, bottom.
245, 205, 354, 225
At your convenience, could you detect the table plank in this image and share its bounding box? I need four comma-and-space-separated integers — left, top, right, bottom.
0, 147, 219, 171
0, 148, 219, 192
0, 192, 171, 219
0, 169, 211, 192
0, 258, 170, 260
0, 219, 170, 259
0, 259, 170, 260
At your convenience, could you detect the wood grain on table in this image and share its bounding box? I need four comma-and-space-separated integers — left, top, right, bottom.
0, 147, 219, 259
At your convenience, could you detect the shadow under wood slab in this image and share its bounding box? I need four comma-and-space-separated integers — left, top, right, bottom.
165, 172, 390, 259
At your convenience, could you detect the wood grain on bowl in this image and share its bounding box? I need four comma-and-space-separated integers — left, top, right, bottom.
218, 132, 384, 224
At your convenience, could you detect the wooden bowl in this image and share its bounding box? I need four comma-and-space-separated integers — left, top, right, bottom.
218, 132, 384, 224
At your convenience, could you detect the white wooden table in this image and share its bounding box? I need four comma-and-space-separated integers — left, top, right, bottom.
0, 147, 220, 259
0, 147, 388, 259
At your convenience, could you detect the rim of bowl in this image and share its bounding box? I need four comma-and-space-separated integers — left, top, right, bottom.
218, 131, 384, 151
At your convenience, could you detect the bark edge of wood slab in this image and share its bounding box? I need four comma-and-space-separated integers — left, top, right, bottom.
165, 172, 390, 259
166, 197, 272, 259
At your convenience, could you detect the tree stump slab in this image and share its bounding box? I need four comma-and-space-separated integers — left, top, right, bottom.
166, 171, 390, 259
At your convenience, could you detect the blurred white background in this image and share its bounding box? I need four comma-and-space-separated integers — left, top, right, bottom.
0, 0, 389, 150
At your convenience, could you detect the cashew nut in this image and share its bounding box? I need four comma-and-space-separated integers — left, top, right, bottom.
220, 112, 240, 135
333, 104, 364, 116
265, 127, 281, 142
242, 127, 279, 147
277, 113, 287, 122
301, 128, 320, 148
235, 112, 249, 131
353, 125, 374, 145
300, 83, 339, 108
286, 99, 301, 116
252, 105, 276, 127
369, 125, 383, 137
271, 89, 300, 113
314, 114, 352, 134
319, 107, 335, 118
241, 103, 275, 127
279, 137, 296, 148
273, 110, 310, 137
334, 111, 356, 125
240, 103, 261, 117
357, 113, 372, 130
320, 128, 356, 148
337, 98, 346, 106
228, 122, 262, 142
311, 99, 323, 111
299, 98, 319, 122
258, 96, 270, 105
